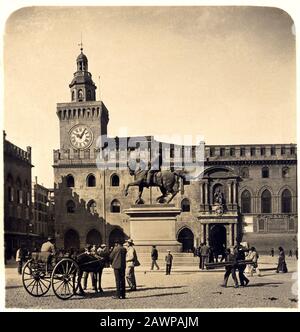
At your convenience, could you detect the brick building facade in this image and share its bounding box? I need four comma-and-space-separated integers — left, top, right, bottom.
53, 50, 297, 253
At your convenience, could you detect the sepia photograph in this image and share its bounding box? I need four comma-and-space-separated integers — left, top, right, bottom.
1, 2, 298, 313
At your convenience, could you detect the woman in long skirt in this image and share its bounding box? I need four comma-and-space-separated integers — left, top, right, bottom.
276, 246, 288, 273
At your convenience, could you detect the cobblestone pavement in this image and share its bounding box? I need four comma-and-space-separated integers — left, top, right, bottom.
5, 256, 298, 310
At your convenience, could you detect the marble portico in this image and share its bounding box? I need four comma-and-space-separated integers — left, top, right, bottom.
198, 167, 240, 247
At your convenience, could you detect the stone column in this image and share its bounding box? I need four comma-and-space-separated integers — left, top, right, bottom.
204, 182, 208, 205
228, 182, 232, 204
233, 182, 237, 204
232, 223, 237, 245
201, 224, 205, 243
199, 182, 203, 205
205, 224, 210, 244
226, 224, 231, 247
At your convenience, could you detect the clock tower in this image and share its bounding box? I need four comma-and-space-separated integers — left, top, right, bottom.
53, 47, 110, 249
56, 47, 109, 151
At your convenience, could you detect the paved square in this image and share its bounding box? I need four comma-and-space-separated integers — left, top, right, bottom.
4, 256, 298, 310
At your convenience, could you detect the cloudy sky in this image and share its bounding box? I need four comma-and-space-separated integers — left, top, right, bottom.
3, 6, 296, 187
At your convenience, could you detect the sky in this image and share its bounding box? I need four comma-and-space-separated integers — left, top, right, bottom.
3, 6, 296, 187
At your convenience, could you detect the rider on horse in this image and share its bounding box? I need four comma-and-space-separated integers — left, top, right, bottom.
145, 154, 161, 187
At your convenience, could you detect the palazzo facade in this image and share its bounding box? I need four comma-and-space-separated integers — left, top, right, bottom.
53, 50, 297, 253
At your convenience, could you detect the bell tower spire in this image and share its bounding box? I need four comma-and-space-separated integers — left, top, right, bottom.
69, 42, 97, 102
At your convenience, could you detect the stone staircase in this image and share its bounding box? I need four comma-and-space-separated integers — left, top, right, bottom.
136, 252, 200, 268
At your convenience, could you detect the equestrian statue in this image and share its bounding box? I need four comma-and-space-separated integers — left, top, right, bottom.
124, 159, 186, 204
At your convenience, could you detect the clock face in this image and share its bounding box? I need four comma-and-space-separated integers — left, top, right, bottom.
69, 124, 93, 149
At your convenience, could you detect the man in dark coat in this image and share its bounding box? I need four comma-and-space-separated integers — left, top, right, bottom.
165, 250, 173, 275
235, 243, 249, 287
151, 245, 160, 270
200, 242, 210, 269
221, 248, 239, 288
110, 241, 127, 299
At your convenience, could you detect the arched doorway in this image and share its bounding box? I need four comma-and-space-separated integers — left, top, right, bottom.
177, 228, 194, 252
209, 224, 226, 254
64, 229, 80, 250
86, 229, 102, 245
108, 228, 126, 248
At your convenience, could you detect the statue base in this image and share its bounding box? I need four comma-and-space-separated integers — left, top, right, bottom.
123, 204, 182, 253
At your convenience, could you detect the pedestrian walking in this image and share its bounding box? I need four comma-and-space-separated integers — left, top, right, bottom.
276, 246, 288, 273
295, 248, 298, 260
16, 246, 25, 275
82, 244, 97, 291
288, 249, 293, 257
110, 240, 127, 299
151, 245, 160, 270
270, 248, 274, 257
221, 248, 239, 288
235, 243, 249, 287
96, 244, 110, 293
246, 247, 261, 277
165, 250, 173, 275
197, 244, 203, 269
125, 239, 139, 291
200, 242, 209, 269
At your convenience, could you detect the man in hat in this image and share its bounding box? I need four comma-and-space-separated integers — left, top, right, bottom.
125, 239, 138, 291
82, 244, 96, 291
110, 240, 127, 299
96, 244, 110, 292
41, 236, 56, 269
165, 250, 173, 275
41, 236, 56, 254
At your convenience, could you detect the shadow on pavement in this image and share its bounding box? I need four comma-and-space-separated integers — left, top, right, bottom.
244, 282, 283, 288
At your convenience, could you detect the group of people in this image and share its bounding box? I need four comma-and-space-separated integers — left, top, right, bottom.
221, 244, 256, 288
150, 245, 174, 275
196, 242, 226, 270
109, 239, 139, 299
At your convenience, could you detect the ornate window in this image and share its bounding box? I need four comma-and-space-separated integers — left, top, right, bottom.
111, 174, 120, 187
87, 90, 91, 100
240, 167, 249, 178
87, 174, 96, 187
78, 89, 83, 101
288, 219, 295, 231
16, 177, 22, 204
87, 200, 97, 214
66, 200, 75, 213
261, 189, 272, 213
181, 198, 191, 212
271, 146, 276, 155
66, 174, 75, 187
230, 147, 235, 156
261, 166, 269, 178
240, 147, 245, 156
241, 190, 251, 213
7, 174, 14, 202
281, 189, 292, 213
258, 219, 265, 231
282, 167, 289, 178
260, 147, 266, 156
111, 199, 121, 213
250, 147, 256, 156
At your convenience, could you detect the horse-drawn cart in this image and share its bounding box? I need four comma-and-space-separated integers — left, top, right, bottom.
22, 251, 106, 300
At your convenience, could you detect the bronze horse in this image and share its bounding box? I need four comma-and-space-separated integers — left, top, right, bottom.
124, 165, 186, 204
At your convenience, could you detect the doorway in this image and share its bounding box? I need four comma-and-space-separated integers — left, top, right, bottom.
209, 224, 226, 255
177, 228, 194, 252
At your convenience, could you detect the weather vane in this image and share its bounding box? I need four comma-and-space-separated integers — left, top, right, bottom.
78, 33, 83, 51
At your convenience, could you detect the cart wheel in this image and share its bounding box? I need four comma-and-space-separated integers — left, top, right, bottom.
51, 258, 79, 300
22, 259, 51, 297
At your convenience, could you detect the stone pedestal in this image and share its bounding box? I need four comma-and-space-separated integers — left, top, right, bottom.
123, 204, 182, 253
